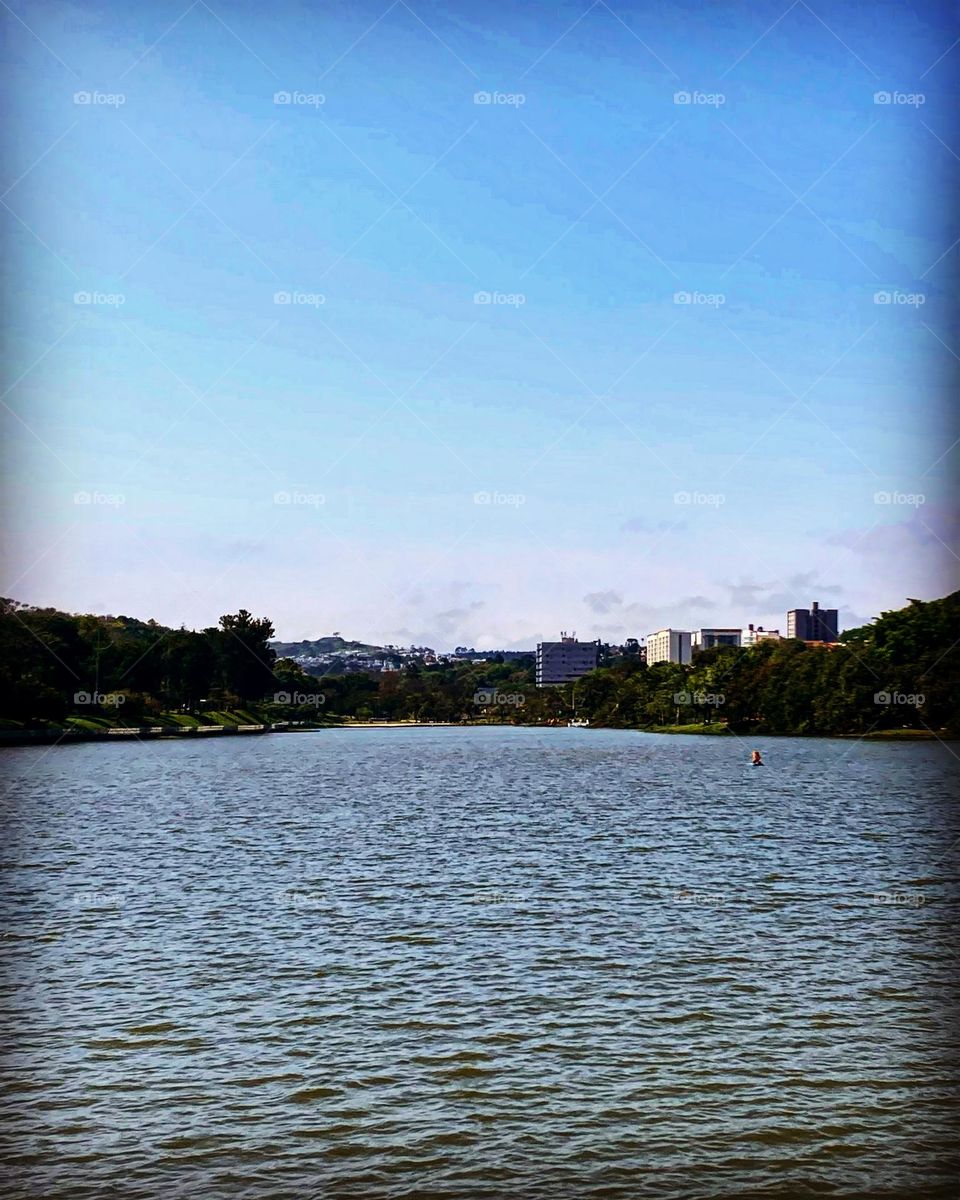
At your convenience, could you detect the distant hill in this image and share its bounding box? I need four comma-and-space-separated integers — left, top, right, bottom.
270, 636, 436, 676
271, 636, 382, 658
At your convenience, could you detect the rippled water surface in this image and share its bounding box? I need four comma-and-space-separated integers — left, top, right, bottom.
1, 727, 958, 1198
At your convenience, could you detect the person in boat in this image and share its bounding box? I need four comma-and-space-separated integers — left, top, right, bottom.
751, 749, 763, 766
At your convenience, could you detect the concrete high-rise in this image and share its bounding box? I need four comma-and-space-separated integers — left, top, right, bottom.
536, 633, 599, 686
786, 601, 838, 642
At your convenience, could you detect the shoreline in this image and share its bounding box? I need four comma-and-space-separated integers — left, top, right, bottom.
0, 720, 950, 747
335, 721, 463, 729
0, 719, 488, 747
0, 721, 308, 748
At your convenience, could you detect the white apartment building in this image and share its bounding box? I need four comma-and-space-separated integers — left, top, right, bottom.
645, 629, 692, 665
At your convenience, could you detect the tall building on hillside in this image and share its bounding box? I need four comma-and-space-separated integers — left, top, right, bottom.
646, 629, 692, 665
787, 601, 838, 642
692, 628, 742, 651
536, 633, 599, 686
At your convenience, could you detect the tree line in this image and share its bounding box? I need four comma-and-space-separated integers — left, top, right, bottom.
0, 602, 280, 722
1, 592, 957, 735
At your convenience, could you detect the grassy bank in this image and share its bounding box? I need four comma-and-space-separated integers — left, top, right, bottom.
632, 724, 945, 740
849, 728, 942, 740
0, 707, 340, 745
638, 722, 731, 735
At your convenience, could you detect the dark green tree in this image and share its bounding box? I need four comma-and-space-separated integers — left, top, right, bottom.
212, 610, 277, 702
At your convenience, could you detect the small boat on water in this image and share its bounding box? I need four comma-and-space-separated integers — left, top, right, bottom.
567, 683, 589, 727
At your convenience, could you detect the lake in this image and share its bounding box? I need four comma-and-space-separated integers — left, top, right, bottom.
1, 727, 957, 1198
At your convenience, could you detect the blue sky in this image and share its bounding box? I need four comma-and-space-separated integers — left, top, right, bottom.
2, 0, 958, 647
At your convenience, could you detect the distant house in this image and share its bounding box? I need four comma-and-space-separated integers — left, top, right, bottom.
742, 624, 781, 647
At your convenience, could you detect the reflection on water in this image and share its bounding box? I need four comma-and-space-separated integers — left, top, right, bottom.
1, 727, 957, 1198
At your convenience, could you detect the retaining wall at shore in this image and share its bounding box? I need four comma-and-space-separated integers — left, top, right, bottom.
0, 722, 305, 747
